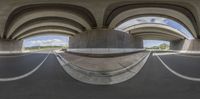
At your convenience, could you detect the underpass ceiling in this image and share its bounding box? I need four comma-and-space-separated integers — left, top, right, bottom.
0, 0, 199, 39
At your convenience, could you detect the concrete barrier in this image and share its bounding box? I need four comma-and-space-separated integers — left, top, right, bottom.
55, 51, 151, 85
66, 48, 145, 56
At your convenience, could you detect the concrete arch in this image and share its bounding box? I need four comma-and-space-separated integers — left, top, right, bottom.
15, 26, 77, 40
126, 23, 187, 39
6, 9, 90, 39
104, 3, 198, 38
19, 32, 72, 40
4, 4, 97, 39
132, 33, 182, 41
10, 17, 84, 39
108, 7, 196, 38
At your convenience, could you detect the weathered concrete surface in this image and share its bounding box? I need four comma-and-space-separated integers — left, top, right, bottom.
128, 24, 187, 41
0, 40, 23, 51
170, 39, 200, 51
66, 48, 145, 55
69, 29, 143, 48
0, 0, 199, 39
60, 52, 148, 71
56, 51, 150, 84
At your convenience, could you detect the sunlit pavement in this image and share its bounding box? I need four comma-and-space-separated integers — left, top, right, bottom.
0, 52, 200, 99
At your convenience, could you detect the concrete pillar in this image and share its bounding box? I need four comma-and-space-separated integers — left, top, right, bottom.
0, 40, 23, 51
65, 29, 147, 85
170, 39, 200, 51
69, 29, 143, 48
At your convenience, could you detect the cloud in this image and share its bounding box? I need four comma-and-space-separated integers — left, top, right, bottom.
30, 39, 67, 46
116, 17, 167, 30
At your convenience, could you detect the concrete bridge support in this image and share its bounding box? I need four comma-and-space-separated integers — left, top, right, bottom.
67, 29, 146, 85
69, 29, 143, 48
0, 40, 23, 52
170, 39, 200, 51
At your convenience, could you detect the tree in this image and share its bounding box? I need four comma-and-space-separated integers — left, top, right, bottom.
159, 43, 169, 50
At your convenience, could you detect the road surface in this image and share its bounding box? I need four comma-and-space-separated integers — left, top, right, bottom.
0, 52, 200, 99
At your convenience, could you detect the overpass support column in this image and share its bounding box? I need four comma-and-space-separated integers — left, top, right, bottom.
69, 29, 143, 48
0, 39, 23, 52
66, 29, 147, 85
170, 39, 200, 51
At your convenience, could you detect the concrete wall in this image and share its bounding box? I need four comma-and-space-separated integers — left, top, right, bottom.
0, 40, 23, 51
170, 39, 200, 51
69, 29, 143, 48
66, 48, 145, 54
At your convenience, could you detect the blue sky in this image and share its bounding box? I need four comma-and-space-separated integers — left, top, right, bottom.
23, 35, 69, 47
143, 40, 169, 48
23, 16, 193, 48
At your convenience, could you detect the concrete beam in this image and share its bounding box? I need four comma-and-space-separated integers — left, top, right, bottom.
133, 33, 182, 41
108, 7, 197, 38
15, 26, 77, 40
10, 17, 84, 39
5, 8, 93, 39
0, 1, 199, 39
128, 24, 187, 39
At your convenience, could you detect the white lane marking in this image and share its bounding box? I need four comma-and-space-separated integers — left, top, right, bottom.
0, 53, 40, 58
0, 50, 51, 58
153, 53, 176, 56
153, 52, 200, 58
156, 54, 200, 82
0, 51, 51, 82
0, 53, 35, 58
173, 53, 200, 58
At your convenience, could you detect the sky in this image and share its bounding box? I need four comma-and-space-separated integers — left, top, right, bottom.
143, 40, 169, 48
23, 35, 69, 47
23, 16, 193, 48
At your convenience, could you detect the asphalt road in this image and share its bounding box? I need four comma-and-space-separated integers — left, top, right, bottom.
0, 52, 200, 99
0, 53, 47, 78
159, 54, 200, 78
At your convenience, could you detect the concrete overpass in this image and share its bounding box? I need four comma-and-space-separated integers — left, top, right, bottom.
0, 0, 200, 51
1, 1, 200, 98
1, 0, 200, 84
125, 23, 187, 40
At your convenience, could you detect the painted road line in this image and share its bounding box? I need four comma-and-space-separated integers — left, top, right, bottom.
0, 51, 51, 82
152, 52, 176, 56
173, 53, 200, 58
156, 54, 200, 82
0, 50, 51, 58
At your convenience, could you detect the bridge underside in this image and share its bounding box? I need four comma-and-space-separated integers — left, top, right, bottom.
1, 0, 200, 86
0, 1, 199, 51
